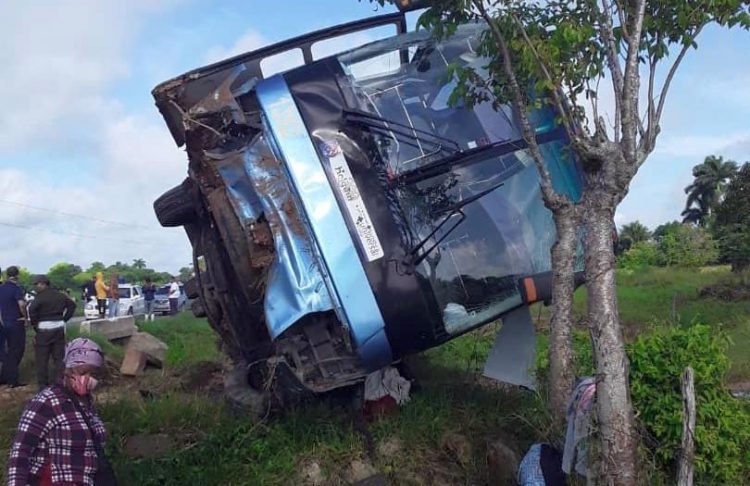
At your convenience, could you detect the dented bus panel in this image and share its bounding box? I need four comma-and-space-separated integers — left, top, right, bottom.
152, 14, 583, 396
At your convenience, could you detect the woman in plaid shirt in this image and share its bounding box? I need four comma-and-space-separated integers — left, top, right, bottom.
7, 338, 111, 486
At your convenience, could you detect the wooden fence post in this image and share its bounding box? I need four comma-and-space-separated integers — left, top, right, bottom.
677, 366, 696, 486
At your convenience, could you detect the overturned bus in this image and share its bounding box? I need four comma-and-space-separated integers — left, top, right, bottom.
152, 11, 583, 408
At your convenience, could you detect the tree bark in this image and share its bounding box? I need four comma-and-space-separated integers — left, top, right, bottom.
583, 195, 638, 485
548, 205, 579, 422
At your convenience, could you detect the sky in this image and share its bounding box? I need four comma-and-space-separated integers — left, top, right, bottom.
0, 1, 748, 274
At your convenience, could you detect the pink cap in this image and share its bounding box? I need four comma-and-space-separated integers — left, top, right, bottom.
64, 338, 104, 369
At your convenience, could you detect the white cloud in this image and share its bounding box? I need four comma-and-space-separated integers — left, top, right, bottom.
204, 30, 268, 64
654, 131, 750, 159
0, 0, 178, 153
0, 1, 191, 274
204, 29, 308, 78
202, 27, 379, 79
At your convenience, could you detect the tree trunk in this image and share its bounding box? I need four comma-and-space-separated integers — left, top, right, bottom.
583, 197, 638, 485
548, 205, 578, 422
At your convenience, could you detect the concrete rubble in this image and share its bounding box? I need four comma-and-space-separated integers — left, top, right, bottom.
120, 347, 148, 376
126, 332, 168, 367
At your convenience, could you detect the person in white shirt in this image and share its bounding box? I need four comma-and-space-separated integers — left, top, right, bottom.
168, 277, 181, 316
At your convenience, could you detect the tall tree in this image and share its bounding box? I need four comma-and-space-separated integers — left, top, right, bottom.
47, 262, 83, 290
682, 155, 737, 225
653, 220, 682, 242
132, 258, 147, 270
87, 261, 106, 273
617, 221, 651, 253
178, 265, 194, 282
714, 162, 750, 272
379, 1, 750, 483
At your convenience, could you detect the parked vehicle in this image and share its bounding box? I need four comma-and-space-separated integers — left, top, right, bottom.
152, 8, 584, 407
84, 284, 146, 319
152, 284, 187, 315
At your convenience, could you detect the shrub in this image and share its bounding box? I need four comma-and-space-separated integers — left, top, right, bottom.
617, 241, 661, 269
629, 325, 750, 484
536, 324, 750, 483
657, 224, 718, 267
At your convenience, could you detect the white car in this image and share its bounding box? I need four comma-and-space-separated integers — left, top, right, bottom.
84, 284, 146, 319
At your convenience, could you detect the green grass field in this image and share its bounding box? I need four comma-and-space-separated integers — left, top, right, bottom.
568, 266, 750, 381
0, 266, 747, 484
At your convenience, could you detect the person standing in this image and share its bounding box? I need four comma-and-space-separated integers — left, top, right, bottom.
6, 338, 116, 486
143, 277, 157, 322
27, 275, 76, 389
0, 266, 28, 388
94, 272, 109, 318
82, 275, 96, 306
106, 274, 119, 319
168, 277, 181, 316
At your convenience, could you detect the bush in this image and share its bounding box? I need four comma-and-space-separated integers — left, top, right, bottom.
629, 325, 750, 484
617, 241, 661, 269
536, 324, 750, 483
657, 224, 718, 267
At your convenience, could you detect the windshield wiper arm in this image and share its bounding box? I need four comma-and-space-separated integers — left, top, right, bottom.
343, 109, 461, 153
397, 126, 567, 185
403, 179, 505, 270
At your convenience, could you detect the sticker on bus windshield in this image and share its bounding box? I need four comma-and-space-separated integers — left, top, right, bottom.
320, 140, 384, 262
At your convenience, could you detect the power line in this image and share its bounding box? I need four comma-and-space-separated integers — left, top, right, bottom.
0, 198, 160, 230
0, 221, 159, 246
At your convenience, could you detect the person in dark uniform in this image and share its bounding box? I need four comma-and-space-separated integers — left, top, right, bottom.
27, 275, 76, 389
0, 266, 28, 387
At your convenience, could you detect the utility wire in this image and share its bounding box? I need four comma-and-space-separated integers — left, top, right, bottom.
0, 198, 160, 230
0, 221, 159, 246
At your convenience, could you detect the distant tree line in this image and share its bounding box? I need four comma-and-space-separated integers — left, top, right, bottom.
11, 260, 194, 292
617, 157, 750, 271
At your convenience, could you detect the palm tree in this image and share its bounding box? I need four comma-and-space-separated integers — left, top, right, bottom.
132, 258, 147, 270
680, 206, 707, 226
617, 221, 651, 253
682, 155, 737, 225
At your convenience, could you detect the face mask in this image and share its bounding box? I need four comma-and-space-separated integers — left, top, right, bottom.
70, 374, 99, 396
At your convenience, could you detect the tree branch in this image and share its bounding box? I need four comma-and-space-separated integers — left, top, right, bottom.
620, 0, 647, 164
642, 49, 657, 153
472, 0, 569, 209
600, 0, 625, 95
613, 0, 630, 43
508, 12, 581, 141
598, 0, 624, 143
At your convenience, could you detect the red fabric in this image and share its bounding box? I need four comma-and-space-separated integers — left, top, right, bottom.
36, 463, 52, 486
363, 395, 398, 422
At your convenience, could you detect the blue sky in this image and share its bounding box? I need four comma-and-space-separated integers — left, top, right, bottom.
0, 0, 748, 273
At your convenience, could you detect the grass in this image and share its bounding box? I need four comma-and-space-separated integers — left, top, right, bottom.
562, 266, 750, 381
1, 266, 748, 484
0, 312, 552, 485
139, 313, 221, 367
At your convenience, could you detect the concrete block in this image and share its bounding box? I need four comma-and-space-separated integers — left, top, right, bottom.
126, 332, 168, 367
79, 316, 137, 341
120, 347, 147, 376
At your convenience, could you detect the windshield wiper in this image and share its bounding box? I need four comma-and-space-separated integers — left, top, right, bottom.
397, 126, 567, 185
402, 179, 504, 271
343, 108, 461, 156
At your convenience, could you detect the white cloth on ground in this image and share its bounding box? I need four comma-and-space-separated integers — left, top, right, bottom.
562, 377, 596, 476
364, 365, 411, 405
